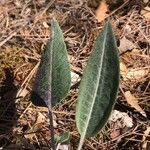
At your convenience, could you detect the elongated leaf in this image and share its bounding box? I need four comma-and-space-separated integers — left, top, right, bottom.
76, 21, 119, 149
31, 18, 71, 108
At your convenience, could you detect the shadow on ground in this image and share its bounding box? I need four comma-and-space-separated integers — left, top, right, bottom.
0, 68, 18, 148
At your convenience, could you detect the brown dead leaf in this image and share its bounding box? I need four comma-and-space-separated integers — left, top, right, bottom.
125, 68, 149, 81
24, 132, 35, 142
124, 91, 146, 117
24, 112, 46, 142
109, 110, 133, 140
95, 0, 108, 22
35, 112, 46, 124
141, 6, 150, 19
120, 61, 128, 78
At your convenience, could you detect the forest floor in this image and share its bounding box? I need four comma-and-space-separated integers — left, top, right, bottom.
0, 0, 150, 150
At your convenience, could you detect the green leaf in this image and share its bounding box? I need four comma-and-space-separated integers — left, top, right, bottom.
76, 21, 119, 149
54, 131, 70, 145
31, 18, 71, 108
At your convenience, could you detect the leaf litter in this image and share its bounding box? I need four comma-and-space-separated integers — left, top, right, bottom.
0, 0, 150, 149
109, 110, 133, 139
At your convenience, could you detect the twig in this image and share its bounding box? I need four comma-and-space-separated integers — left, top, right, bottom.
108, 0, 130, 17
0, 20, 29, 47
0, 31, 16, 47
34, 0, 55, 24
19, 102, 32, 119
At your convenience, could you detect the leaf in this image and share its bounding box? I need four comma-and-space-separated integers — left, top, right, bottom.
54, 131, 70, 144
95, 0, 108, 22
31, 18, 71, 108
76, 21, 119, 149
124, 91, 146, 117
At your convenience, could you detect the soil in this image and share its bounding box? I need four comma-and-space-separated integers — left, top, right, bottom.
0, 0, 149, 150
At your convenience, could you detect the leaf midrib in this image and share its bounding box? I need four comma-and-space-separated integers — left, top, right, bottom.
47, 26, 54, 110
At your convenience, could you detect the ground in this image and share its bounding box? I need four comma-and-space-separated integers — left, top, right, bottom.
0, 0, 150, 150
